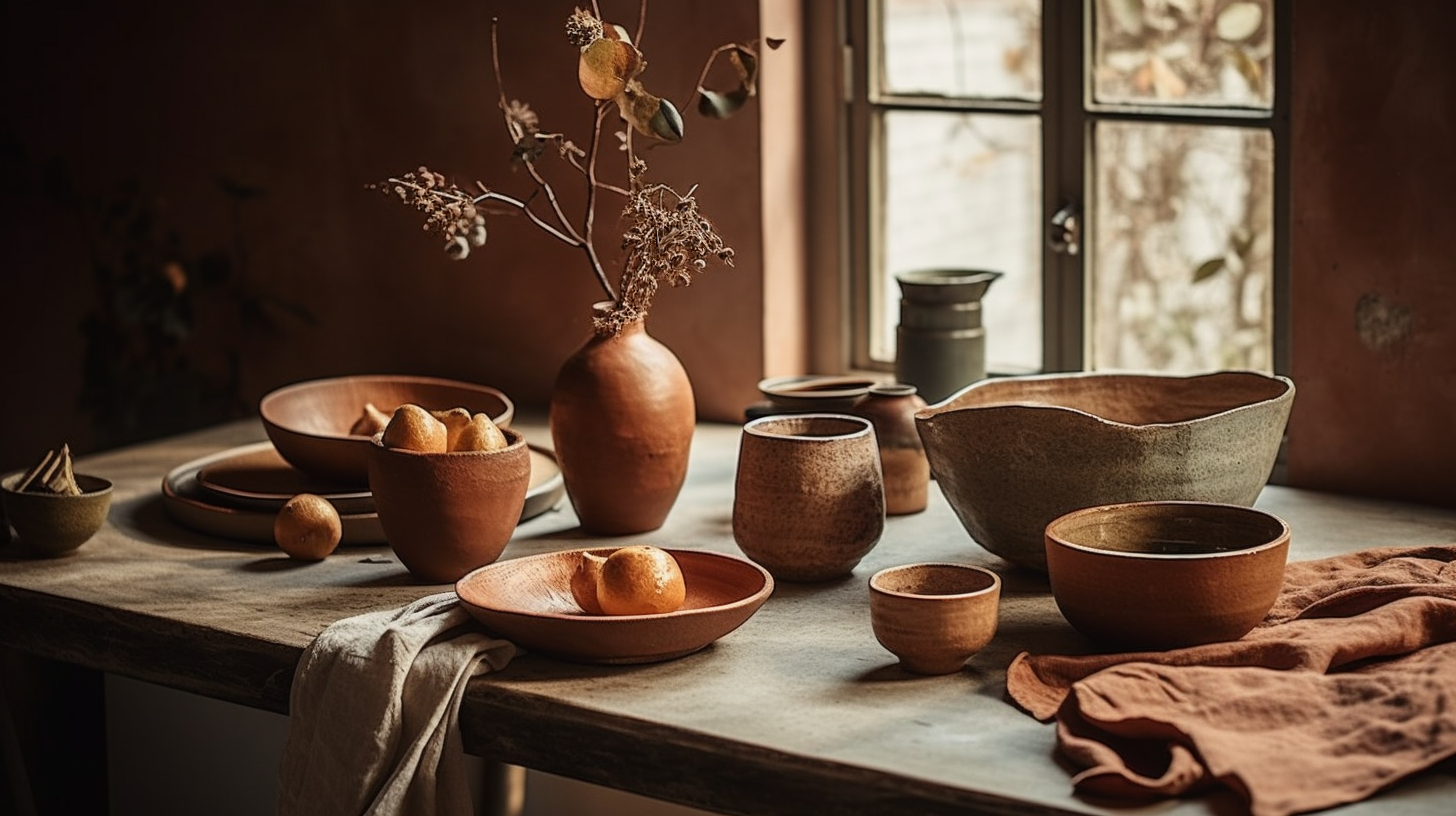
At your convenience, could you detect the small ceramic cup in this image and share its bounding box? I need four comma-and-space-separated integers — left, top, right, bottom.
869, 563, 1001, 675
732, 414, 885, 582
1, 472, 114, 557
366, 427, 531, 583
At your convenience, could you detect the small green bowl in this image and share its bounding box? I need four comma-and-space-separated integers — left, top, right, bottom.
2, 472, 113, 557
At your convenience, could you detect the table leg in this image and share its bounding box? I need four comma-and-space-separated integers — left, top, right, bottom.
0, 649, 108, 816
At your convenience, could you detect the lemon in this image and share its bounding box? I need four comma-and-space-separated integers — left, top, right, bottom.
453, 412, 509, 452
381, 404, 448, 452
430, 407, 473, 450
596, 545, 686, 615
570, 551, 608, 614
275, 493, 343, 561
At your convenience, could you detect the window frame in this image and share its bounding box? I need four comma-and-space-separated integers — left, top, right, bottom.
836, 0, 1293, 380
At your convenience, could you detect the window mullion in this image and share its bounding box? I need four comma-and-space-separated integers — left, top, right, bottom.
1041, 0, 1088, 372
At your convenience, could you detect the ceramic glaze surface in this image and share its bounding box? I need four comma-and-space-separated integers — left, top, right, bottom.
260, 375, 514, 486
550, 305, 695, 535
1, 473, 113, 557
366, 428, 531, 583
916, 370, 1295, 571
869, 563, 1001, 675
1044, 501, 1290, 650
732, 414, 885, 581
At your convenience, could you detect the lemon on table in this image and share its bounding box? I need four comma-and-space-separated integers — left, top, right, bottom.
274, 493, 343, 561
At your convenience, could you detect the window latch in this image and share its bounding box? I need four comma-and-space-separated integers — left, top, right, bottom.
1047, 200, 1081, 256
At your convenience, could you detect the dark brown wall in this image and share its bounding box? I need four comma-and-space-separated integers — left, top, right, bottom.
1287, 0, 1456, 507
0, 1, 766, 469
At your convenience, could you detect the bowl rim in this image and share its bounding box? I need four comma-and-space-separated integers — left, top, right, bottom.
366, 426, 528, 459
2, 471, 114, 498
743, 413, 874, 442
919, 369, 1295, 429
869, 562, 1001, 600
259, 374, 514, 443
757, 374, 882, 401
455, 547, 775, 623
1045, 500, 1291, 562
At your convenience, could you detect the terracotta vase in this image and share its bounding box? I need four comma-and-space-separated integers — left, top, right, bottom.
853, 383, 930, 515
550, 302, 696, 535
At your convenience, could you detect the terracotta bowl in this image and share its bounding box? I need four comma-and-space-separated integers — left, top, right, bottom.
915, 370, 1295, 571
366, 428, 531, 583
2, 473, 113, 557
1044, 501, 1290, 650
757, 375, 883, 413
260, 374, 514, 485
869, 563, 1001, 675
455, 548, 774, 664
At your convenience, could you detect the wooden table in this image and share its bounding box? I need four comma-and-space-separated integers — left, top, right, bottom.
3, 419, 1455, 816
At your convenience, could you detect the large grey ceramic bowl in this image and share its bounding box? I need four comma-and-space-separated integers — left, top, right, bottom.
914, 370, 1295, 571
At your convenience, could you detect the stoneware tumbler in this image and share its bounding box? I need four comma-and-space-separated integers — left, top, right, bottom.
732, 414, 885, 582
869, 563, 1001, 675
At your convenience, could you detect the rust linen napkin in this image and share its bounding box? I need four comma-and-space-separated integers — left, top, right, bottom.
1006, 544, 1456, 816
277, 592, 517, 816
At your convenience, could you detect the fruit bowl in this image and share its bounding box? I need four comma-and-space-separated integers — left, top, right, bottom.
456, 548, 773, 664
259, 374, 513, 485
915, 370, 1294, 571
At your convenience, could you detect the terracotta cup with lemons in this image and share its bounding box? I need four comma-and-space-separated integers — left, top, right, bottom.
366, 416, 531, 583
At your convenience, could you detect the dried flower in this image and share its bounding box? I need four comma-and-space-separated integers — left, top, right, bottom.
372, 7, 770, 335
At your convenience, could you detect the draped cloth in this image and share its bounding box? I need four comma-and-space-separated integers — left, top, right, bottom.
278, 592, 516, 816
1007, 545, 1456, 816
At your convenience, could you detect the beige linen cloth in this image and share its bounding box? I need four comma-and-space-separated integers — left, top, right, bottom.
277, 592, 517, 816
1007, 544, 1456, 816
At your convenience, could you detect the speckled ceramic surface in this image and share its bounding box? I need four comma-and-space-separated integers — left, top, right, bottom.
915, 370, 1295, 571
869, 563, 1000, 675
1, 473, 113, 557
1044, 501, 1290, 650
260, 374, 514, 486
366, 428, 531, 583
732, 414, 885, 582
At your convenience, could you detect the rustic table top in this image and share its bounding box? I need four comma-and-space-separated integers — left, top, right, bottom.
2, 419, 1454, 816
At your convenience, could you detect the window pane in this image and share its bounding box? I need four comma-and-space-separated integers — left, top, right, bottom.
1090, 121, 1273, 373
1092, 0, 1273, 108
876, 111, 1042, 373
879, 0, 1041, 100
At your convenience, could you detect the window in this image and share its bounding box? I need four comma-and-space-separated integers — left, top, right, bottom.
846, 0, 1288, 376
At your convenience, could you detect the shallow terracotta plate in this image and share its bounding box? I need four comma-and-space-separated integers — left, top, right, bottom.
456, 548, 774, 664
198, 445, 373, 514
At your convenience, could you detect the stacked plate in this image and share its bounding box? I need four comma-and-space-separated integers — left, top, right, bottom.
162, 441, 566, 545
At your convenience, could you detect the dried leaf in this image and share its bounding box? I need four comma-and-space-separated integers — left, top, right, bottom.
617, 81, 683, 144
697, 87, 750, 119
1216, 2, 1263, 42
1192, 257, 1226, 283
698, 45, 759, 120
1230, 47, 1264, 93
579, 37, 643, 100
765, 37, 785, 50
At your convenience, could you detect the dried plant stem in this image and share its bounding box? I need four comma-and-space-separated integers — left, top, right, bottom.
489, 17, 615, 302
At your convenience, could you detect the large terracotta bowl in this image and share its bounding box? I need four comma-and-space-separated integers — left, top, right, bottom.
1044, 501, 1290, 650
455, 548, 774, 664
915, 370, 1294, 571
260, 375, 514, 485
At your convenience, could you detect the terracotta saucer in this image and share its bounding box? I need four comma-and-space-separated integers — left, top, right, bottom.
456, 548, 774, 664
198, 445, 373, 514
